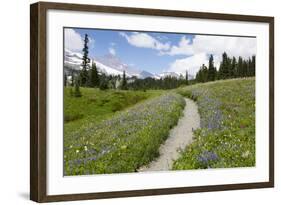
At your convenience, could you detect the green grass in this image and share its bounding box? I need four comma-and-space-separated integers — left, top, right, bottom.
64, 92, 185, 175
173, 78, 255, 170
64, 88, 163, 136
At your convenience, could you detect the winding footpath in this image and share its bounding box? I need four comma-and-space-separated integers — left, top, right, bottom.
139, 98, 200, 172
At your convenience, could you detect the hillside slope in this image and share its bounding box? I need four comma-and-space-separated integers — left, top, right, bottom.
174, 78, 255, 169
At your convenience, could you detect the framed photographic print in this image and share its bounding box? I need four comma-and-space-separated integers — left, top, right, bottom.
30, 1, 274, 202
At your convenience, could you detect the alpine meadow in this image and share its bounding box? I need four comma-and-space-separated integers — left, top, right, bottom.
63, 28, 256, 175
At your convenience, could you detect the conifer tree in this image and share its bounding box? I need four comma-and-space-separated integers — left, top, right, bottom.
208, 54, 216, 81
230, 56, 237, 77
121, 70, 127, 90
185, 70, 189, 85
99, 73, 108, 90
250, 55, 256, 76
89, 61, 99, 87
80, 34, 90, 86
196, 64, 208, 83
242, 60, 248, 77
237, 56, 243, 77
202, 64, 208, 82
219, 52, 230, 79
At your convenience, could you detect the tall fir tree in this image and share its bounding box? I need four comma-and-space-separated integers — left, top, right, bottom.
242, 60, 248, 77
208, 54, 216, 81
237, 56, 243, 77
89, 61, 99, 87
202, 64, 208, 82
230, 56, 237, 77
121, 70, 127, 90
196, 64, 208, 83
218, 52, 231, 79
250, 55, 256, 76
80, 34, 90, 86
185, 70, 189, 85
99, 74, 109, 90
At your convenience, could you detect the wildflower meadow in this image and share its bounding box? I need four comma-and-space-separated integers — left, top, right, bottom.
173, 78, 255, 169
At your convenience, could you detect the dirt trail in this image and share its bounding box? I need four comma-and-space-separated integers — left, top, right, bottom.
139, 98, 200, 172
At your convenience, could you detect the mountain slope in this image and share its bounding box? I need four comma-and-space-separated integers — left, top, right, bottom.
95, 54, 139, 76
64, 49, 159, 79
64, 49, 193, 79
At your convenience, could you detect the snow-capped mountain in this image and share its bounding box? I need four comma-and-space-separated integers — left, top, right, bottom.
64, 49, 193, 79
158, 71, 180, 78
64, 49, 83, 70
64, 49, 158, 78
138, 70, 157, 79
64, 49, 126, 76
158, 71, 194, 79
95, 54, 140, 77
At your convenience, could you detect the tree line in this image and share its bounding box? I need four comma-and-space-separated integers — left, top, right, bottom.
127, 72, 189, 91
65, 62, 190, 93
195, 53, 255, 83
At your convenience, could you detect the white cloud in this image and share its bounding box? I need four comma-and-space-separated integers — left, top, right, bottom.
64, 29, 84, 51
164, 35, 256, 59
109, 47, 116, 55
169, 53, 209, 76
120, 32, 170, 51
167, 35, 256, 75
64, 29, 94, 52
192, 35, 256, 59
161, 36, 194, 56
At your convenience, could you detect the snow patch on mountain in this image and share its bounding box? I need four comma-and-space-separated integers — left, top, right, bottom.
95, 54, 140, 76
64, 49, 194, 79
65, 49, 137, 77
95, 61, 124, 76
159, 71, 180, 78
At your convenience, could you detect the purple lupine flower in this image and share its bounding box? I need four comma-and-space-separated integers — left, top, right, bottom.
197, 151, 219, 168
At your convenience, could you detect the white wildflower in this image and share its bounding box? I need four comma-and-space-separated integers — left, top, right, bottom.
242, 150, 250, 158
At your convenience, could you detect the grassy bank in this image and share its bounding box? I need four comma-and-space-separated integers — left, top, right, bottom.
64, 88, 163, 135
64, 92, 185, 175
173, 78, 255, 169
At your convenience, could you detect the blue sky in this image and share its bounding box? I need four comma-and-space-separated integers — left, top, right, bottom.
64, 28, 256, 76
